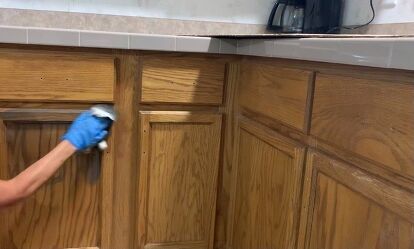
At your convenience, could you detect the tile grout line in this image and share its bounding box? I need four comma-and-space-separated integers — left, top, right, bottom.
77, 31, 81, 46
387, 40, 395, 68
218, 39, 222, 54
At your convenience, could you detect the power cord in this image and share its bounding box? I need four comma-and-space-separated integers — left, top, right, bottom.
327, 0, 376, 33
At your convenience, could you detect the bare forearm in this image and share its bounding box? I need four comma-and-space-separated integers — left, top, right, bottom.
0, 141, 76, 207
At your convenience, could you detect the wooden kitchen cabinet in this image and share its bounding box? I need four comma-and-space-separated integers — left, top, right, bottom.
298, 151, 414, 249
0, 49, 118, 249
1, 45, 413, 249
0, 108, 112, 249
136, 111, 223, 249
227, 117, 306, 249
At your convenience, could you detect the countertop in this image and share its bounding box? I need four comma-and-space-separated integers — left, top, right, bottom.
1, 25, 414, 71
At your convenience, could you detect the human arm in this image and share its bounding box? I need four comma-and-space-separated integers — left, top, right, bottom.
0, 141, 76, 208
0, 111, 111, 208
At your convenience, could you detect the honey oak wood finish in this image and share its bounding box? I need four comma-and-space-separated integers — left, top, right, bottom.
298, 151, 414, 249
239, 61, 314, 132
311, 74, 414, 180
103, 53, 140, 249
0, 108, 106, 249
141, 55, 226, 105
214, 62, 240, 249
137, 111, 222, 249
227, 117, 306, 249
0, 51, 115, 102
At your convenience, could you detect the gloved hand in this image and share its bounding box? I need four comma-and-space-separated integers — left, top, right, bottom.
62, 111, 112, 151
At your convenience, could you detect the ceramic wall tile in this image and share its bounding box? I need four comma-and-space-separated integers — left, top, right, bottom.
249, 39, 274, 57
80, 31, 129, 49
28, 28, 79, 46
219, 39, 237, 54
176, 36, 220, 53
0, 26, 27, 44
298, 38, 339, 63
389, 38, 414, 70
129, 34, 176, 51
335, 38, 393, 68
237, 39, 251, 55
273, 39, 300, 58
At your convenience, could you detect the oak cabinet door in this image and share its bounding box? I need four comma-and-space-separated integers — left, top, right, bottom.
137, 111, 222, 249
299, 151, 414, 249
227, 117, 306, 249
0, 108, 111, 249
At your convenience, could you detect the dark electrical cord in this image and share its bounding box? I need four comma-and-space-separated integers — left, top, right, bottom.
327, 0, 376, 33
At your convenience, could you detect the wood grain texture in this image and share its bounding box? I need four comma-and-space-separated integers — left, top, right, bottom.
239, 62, 313, 131
104, 54, 140, 249
311, 74, 414, 179
0, 108, 82, 121
214, 63, 240, 249
299, 151, 414, 249
227, 117, 306, 249
137, 111, 222, 249
144, 241, 206, 249
141, 55, 226, 105
0, 118, 100, 249
0, 52, 115, 102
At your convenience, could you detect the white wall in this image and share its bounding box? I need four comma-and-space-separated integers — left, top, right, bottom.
0, 0, 413, 25
342, 0, 414, 25
0, 0, 275, 24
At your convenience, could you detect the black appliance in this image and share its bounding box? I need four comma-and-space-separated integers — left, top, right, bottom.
267, 0, 306, 33
267, 0, 343, 34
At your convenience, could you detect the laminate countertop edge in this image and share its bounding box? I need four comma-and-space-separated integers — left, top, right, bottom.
1, 25, 413, 71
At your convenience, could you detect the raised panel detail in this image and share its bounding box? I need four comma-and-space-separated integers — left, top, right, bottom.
299, 151, 414, 249
0, 109, 103, 249
141, 56, 226, 105
311, 74, 414, 179
227, 117, 306, 249
0, 51, 115, 102
239, 63, 313, 131
137, 111, 222, 249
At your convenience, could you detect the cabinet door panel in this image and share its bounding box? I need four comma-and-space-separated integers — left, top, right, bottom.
137, 111, 222, 249
299, 151, 414, 249
0, 108, 109, 249
311, 74, 414, 179
227, 117, 306, 249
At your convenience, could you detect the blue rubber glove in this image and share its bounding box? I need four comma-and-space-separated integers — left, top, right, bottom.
62, 111, 112, 151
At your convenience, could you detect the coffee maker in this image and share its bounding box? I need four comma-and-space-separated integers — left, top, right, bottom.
267, 0, 343, 34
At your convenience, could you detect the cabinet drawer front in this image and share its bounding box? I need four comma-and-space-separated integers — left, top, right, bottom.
311, 74, 414, 179
141, 56, 226, 105
300, 151, 414, 249
0, 52, 115, 102
239, 63, 313, 132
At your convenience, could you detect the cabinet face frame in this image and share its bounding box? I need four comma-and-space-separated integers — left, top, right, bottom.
226, 116, 306, 249
136, 111, 223, 249
0, 108, 114, 249
298, 150, 414, 249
